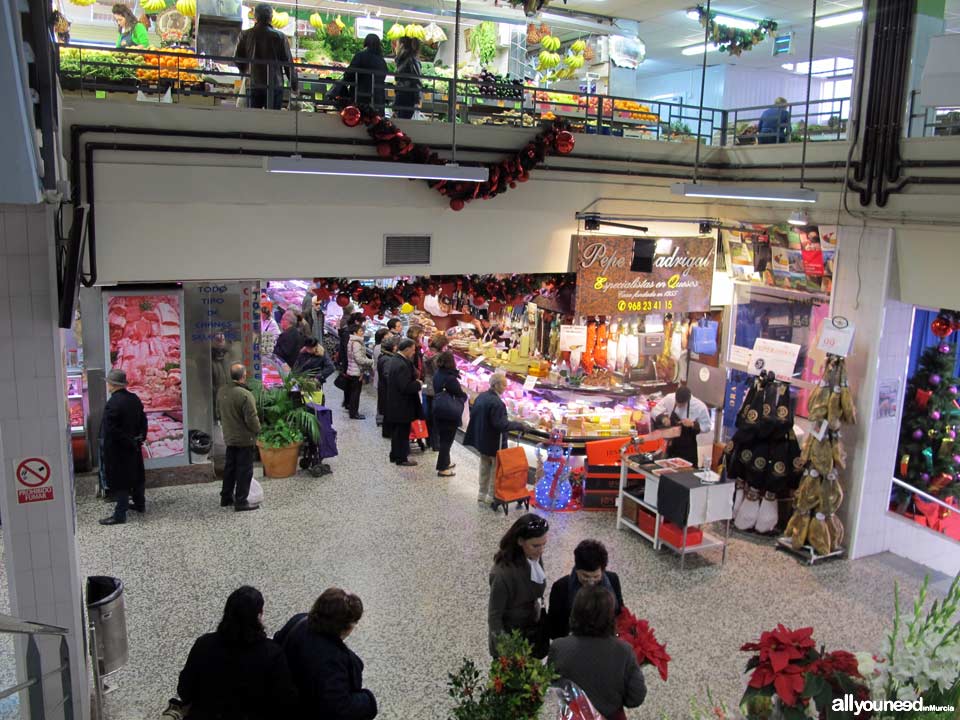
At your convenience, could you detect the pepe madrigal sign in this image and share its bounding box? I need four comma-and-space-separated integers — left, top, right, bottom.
574, 236, 717, 315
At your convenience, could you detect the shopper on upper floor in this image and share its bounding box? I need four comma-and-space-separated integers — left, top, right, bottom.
176, 586, 297, 719
422, 333, 450, 451
463, 373, 524, 505
548, 585, 646, 720
488, 513, 550, 659
758, 97, 791, 144
384, 338, 422, 466
548, 539, 624, 640
275, 310, 305, 370
294, 338, 337, 385
275, 588, 377, 720
393, 36, 423, 119
112, 4, 149, 48
432, 350, 466, 477
652, 385, 712, 466
335, 34, 388, 113
235, 3, 297, 111
99, 368, 148, 526
344, 323, 373, 420
376, 335, 399, 439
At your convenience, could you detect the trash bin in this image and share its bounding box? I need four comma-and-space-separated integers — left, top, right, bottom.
86, 576, 128, 676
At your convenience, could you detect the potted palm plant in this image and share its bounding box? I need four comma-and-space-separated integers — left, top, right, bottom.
251, 373, 321, 478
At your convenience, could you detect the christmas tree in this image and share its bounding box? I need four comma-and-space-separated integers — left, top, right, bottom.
895, 338, 960, 502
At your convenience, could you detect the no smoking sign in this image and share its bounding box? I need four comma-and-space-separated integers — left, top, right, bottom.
15, 457, 55, 504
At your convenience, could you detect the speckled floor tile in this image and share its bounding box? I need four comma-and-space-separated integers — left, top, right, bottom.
0, 385, 950, 719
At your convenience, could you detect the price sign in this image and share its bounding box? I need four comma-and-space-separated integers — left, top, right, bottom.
523, 375, 538, 391
471, 355, 487, 366
747, 338, 802, 380
818, 317, 855, 358
559, 325, 588, 352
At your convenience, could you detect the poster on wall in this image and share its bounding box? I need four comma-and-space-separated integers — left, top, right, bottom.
726, 224, 835, 295
574, 235, 716, 316
104, 292, 186, 465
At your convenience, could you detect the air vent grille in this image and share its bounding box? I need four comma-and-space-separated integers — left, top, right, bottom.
384, 235, 431, 266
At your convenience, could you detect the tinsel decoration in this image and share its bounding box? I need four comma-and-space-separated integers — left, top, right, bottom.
695, 5, 778, 56
338, 105, 574, 210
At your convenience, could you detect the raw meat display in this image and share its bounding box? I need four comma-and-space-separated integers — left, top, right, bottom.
107, 294, 184, 459
69, 401, 84, 429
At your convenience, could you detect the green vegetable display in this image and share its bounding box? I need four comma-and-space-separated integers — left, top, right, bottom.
59, 48, 142, 81
468, 21, 497, 66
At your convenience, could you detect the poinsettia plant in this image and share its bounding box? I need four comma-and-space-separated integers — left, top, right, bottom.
739, 624, 870, 720
615, 607, 671, 681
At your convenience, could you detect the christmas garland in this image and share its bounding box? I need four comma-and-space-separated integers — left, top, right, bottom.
695, 5, 778, 56
310, 273, 576, 313
338, 104, 575, 211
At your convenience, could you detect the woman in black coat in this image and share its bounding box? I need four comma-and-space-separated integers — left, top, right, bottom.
548, 539, 624, 640
337, 34, 388, 113
394, 37, 422, 119
293, 338, 337, 384
376, 335, 398, 440
383, 339, 422, 466
432, 351, 466, 477
177, 586, 297, 719
275, 588, 377, 720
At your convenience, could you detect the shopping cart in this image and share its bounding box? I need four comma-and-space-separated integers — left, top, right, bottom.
298, 403, 338, 477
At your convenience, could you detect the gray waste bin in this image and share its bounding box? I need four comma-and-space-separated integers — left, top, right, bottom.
86, 576, 128, 675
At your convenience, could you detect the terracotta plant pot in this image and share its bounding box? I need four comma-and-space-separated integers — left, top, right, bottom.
256, 440, 302, 478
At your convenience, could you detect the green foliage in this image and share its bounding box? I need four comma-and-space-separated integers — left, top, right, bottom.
250, 373, 321, 448
468, 22, 497, 66
59, 48, 142, 81
696, 5, 778, 56
894, 342, 960, 499
448, 631, 556, 720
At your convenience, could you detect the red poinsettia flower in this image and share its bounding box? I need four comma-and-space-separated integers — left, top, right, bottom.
492, 675, 504, 693
616, 608, 671, 681
741, 625, 815, 672
747, 661, 807, 707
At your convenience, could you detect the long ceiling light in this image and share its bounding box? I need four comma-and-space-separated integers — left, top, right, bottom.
815, 10, 863, 27
682, 43, 719, 56
670, 183, 819, 203
265, 156, 489, 182
685, 9, 758, 30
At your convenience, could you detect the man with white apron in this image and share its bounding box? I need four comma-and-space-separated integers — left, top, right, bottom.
652, 386, 713, 465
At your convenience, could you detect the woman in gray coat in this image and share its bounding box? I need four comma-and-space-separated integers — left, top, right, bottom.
548, 585, 646, 720
488, 514, 550, 658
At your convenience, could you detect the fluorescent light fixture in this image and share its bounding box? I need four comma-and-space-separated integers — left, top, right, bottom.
682, 43, 719, 56
671, 183, 819, 203
265, 157, 489, 182
815, 10, 863, 27
787, 209, 809, 225
686, 8, 759, 30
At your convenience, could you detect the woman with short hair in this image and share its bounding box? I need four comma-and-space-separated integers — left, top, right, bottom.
422, 333, 450, 450
275, 588, 377, 720
548, 585, 646, 720
432, 350, 466, 476
547, 539, 624, 639
176, 586, 297, 719
488, 513, 550, 658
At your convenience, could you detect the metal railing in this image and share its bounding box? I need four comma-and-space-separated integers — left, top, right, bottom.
0, 614, 73, 720
907, 90, 960, 138
891, 476, 960, 542
58, 44, 855, 147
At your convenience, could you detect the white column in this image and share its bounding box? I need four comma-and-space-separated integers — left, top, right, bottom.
0, 204, 90, 719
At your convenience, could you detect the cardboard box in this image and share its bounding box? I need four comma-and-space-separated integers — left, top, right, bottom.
636, 507, 703, 546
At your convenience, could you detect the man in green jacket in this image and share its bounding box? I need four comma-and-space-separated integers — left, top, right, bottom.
217, 364, 262, 511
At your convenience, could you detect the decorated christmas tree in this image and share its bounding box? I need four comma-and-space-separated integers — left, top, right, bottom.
896, 326, 960, 502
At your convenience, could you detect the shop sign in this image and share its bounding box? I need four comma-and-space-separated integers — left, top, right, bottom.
746, 338, 801, 380
574, 235, 716, 316
559, 325, 588, 351
15, 457, 55, 504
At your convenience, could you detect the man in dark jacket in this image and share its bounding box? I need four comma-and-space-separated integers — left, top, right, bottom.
217, 364, 262, 511
463, 374, 523, 505
293, 338, 337, 384
99, 369, 148, 526
334, 34, 388, 113
235, 3, 296, 110
547, 539, 624, 640
275, 311, 304, 370
383, 339, 421, 466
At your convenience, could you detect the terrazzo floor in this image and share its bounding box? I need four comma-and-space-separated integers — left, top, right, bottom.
2, 384, 952, 720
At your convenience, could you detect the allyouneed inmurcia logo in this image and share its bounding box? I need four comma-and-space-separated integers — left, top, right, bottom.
834, 695, 957, 716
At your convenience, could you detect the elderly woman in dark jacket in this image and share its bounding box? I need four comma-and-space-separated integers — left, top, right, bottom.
177, 586, 297, 719
488, 513, 550, 659
275, 588, 377, 720
548, 539, 624, 640
432, 351, 466, 477
376, 335, 399, 439
293, 338, 337, 384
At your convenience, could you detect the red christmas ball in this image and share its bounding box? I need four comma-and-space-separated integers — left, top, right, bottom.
377, 142, 393, 158
336, 293, 351, 307
555, 130, 575, 155
931, 315, 953, 338
340, 106, 362, 128
450, 198, 465, 212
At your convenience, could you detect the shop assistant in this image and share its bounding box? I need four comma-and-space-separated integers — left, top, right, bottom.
652, 386, 712, 465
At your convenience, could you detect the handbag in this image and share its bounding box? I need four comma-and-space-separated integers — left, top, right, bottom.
433, 390, 465, 424
333, 373, 348, 391
409, 419, 429, 440
690, 317, 719, 355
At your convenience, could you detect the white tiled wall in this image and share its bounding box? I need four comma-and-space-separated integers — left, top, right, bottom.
0, 205, 89, 719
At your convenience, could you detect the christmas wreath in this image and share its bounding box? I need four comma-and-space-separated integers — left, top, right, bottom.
338, 104, 574, 211
695, 5, 778, 56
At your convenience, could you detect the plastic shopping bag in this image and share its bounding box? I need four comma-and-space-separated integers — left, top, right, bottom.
248, 477, 264, 506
